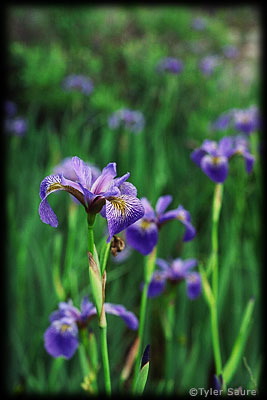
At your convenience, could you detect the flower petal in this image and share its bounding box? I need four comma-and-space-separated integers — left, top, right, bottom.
141, 197, 156, 219
147, 271, 166, 297
200, 154, 229, 183
44, 317, 79, 359
126, 219, 158, 255
105, 195, 145, 242
91, 162, 117, 194
156, 258, 170, 271
186, 272, 202, 299
104, 303, 139, 330
155, 195, 173, 215
72, 156, 92, 189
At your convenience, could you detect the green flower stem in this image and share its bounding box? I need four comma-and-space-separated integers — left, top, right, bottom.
164, 295, 176, 393
100, 324, 112, 395
133, 247, 157, 388
210, 184, 224, 379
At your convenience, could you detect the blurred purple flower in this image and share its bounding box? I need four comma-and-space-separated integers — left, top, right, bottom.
39, 156, 144, 242
126, 196, 196, 255
44, 297, 138, 359
147, 258, 202, 300
191, 17, 207, 31
191, 136, 255, 183
211, 106, 260, 135
222, 44, 239, 59
62, 74, 94, 95
156, 57, 184, 74
108, 108, 145, 133
199, 55, 221, 76
5, 117, 28, 136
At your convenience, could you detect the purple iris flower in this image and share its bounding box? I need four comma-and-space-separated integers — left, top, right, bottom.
222, 44, 239, 59
108, 108, 145, 133
62, 74, 94, 95
5, 117, 28, 136
44, 297, 138, 359
5, 100, 17, 118
191, 17, 207, 31
38, 156, 145, 242
211, 106, 259, 135
156, 57, 184, 74
199, 55, 221, 76
53, 157, 101, 183
126, 196, 196, 256
147, 258, 202, 300
191, 136, 255, 183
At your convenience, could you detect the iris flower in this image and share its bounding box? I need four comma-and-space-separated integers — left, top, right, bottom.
39, 156, 144, 241
199, 55, 221, 76
108, 108, 145, 133
125, 196, 196, 255
156, 57, 184, 74
147, 258, 202, 300
44, 297, 139, 359
62, 74, 94, 95
191, 136, 255, 183
211, 106, 259, 135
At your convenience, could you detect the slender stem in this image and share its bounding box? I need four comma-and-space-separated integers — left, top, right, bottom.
87, 214, 96, 255
100, 325, 112, 395
133, 248, 157, 388
210, 184, 224, 379
164, 297, 175, 393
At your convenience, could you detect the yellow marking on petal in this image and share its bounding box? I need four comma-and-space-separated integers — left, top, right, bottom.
46, 182, 64, 194
140, 220, 152, 230
108, 197, 127, 215
60, 324, 71, 333
212, 156, 221, 165
177, 212, 186, 221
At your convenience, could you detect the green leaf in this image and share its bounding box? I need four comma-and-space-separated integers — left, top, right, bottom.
133, 345, 150, 394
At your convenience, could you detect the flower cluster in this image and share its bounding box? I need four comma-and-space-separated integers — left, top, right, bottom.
108, 108, 145, 133
191, 136, 254, 183
156, 57, 184, 74
147, 258, 202, 300
39, 156, 145, 241
4, 100, 27, 136
211, 106, 259, 135
126, 196, 196, 255
44, 297, 138, 359
62, 74, 94, 95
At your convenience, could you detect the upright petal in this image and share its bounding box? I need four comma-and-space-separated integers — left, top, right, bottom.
91, 162, 117, 194
126, 219, 158, 255
80, 296, 97, 322
155, 195, 173, 215
44, 317, 79, 359
49, 300, 81, 322
105, 195, 145, 241
147, 271, 167, 297
104, 303, 139, 330
141, 198, 156, 219
200, 154, 229, 183
156, 258, 170, 271
72, 156, 92, 189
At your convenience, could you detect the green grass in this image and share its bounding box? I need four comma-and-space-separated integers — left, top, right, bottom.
6, 5, 261, 395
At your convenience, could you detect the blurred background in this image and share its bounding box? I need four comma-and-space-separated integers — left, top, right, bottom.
5, 5, 262, 395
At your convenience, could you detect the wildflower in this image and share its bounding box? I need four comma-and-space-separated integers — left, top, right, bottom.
211, 106, 259, 135
199, 55, 221, 76
108, 109, 145, 133
5, 117, 28, 136
126, 196, 196, 255
156, 57, 184, 74
191, 17, 207, 31
5, 100, 17, 118
38, 156, 144, 241
44, 297, 138, 359
191, 136, 254, 183
53, 157, 101, 184
62, 74, 94, 95
147, 258, 202, 299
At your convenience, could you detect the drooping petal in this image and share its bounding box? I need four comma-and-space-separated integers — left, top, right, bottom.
105, 195, 145, 242
185, 272, 202, 299
104, 303, 139, 330
190, 148, 207, 167
200, 154, 229, 183
118, 182, 138, 197
91, 162, 117, 194
155, 195, 173, 215
147, 271, 167, 297
126, 219, 158, 255
39, 174, 86, 226
218, 136, 235, 158
158, 209, 179, 225
80, 296, 97, 322
176, 205, 196, 241
242, 152, 255, 173
44, 317, 79, 359
156, 258, 170, 271
72, 156, 92, 189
